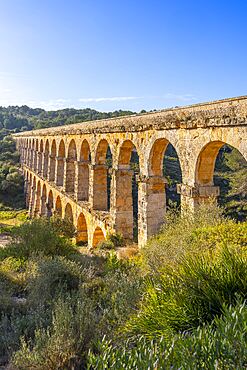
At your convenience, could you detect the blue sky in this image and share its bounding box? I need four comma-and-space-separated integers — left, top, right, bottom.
0, 0, 246, 112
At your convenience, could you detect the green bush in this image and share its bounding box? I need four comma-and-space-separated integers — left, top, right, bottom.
50, 215, 76, 238
190, 220, 247, 252
26, 256, 91, 306
0, 305, 51, 361
0, 218, 77, 260
126, 242, 247, 338
74, 253, 144, 340
12, 296, 98, 370
96, 233, 125, 251
88, 301, 247, 370
142, 203, 224, 272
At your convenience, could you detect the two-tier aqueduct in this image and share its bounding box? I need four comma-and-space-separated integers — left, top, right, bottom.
14, 96, 247, 248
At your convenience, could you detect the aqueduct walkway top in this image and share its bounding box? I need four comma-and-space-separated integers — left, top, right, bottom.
14, 95, 247, 247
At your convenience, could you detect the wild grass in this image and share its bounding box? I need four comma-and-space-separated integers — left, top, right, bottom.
126, 242, 247, 339
0, 204, 246, 369
142, 203, 241, 272
88, 301, 247, 370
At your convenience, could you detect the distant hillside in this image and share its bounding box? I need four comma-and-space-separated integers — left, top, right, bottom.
0, 105, 136, 136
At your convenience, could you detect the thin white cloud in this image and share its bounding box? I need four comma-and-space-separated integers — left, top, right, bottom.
78, 96, 141, 103
0, 88, 12, 94
0, 93, 197, 110
27, 99, 71, 110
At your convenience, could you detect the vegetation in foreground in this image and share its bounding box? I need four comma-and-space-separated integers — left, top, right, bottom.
0, 136, 24, 210
0, 205, 246, 369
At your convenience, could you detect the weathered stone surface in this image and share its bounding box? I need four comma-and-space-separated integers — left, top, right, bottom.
14, 95, 247, 247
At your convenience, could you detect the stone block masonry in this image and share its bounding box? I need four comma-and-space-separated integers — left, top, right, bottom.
14, 95, 247, 247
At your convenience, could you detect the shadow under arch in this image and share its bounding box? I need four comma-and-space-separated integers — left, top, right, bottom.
55, 195, 62, 217
43, 140, 49, 178
65, 139, 77, 193
47, 190, 54, 217
41, 183, 47, 216
30, 175, 36, 212
49, 140, 56, 182
56, 139, 65, 186
92, 226, 105, 247
38, 139, 44, 174
64, 202, 73, 223
77, 139, 91, 201
94, 139, 112, 211
34, 181, 41, 216
116, 139, 140, 241
76, 212, 88, 245
33, 139, 39, 171
27, 172, 33, 207
30, 138, 34, 168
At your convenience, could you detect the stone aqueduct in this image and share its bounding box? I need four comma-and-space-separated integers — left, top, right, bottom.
14, 96, 247, 247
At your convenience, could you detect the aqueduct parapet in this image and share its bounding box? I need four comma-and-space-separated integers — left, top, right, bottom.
14, 96, 247, 247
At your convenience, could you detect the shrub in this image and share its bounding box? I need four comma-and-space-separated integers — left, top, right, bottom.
12, 296, 97, 370
0, 257, 27, 315
126, 242, 247, 338
142, 203, 224, 272
107, 233, 125, 248
88, 301, 247, 370
26, 256, 93, 306
81, 254, 144, 337
0, 218, 77, 260
190, 220, 247, 253
0, 305, 51, 362
96, 233, 125, 251
50, 215, 76, 238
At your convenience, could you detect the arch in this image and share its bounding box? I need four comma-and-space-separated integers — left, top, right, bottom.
37, 139, 44, 174
27, 139, 31, 167
93, 139, 112, 210
58, 139, 65, 156
67, 139, 77, 159
29, 176, 36, 215
33, 139, 39, 171
56, 139, 65, 186
64, 202, 73, 223
43, 139, 49, 178
115, 140, 140, 240
146, 138, 183, 237
26, 172, 32, 208
196, 141, 224, 186
148, 138, 182, 201
195, 141, 247, 219
49, 139, 56, 181
80, 139, 90, 161
65, 139, 77, 193
40, 183, 47, 216
39, 139, 44, 152
76, 212, 88, 245
95, 139, 109, 165
92, 226, 105, 247
25, 139, 30, 165
148, 138, 169, 176
34, 180, 41, 216
118, 140, 137, 166
47, 190, 54, 217
55, 195, 62, 217
77, 139, 91, 201
30, 139, 35, 169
